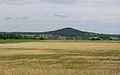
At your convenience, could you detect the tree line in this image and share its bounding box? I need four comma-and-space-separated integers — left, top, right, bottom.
0, 33, 45, 40
0, 32, 119, 40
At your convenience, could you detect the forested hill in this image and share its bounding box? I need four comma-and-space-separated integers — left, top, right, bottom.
0, 28, 120, 40
41, 28, 120, 40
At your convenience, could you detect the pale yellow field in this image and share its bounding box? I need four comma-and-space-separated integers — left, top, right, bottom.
0, 42, 120, 50
0, 41, 120, 75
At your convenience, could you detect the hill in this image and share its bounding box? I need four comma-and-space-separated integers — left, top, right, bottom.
0, 27, 120, 40
41, 27, 120, 40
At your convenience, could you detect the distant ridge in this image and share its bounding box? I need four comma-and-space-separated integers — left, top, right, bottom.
41, 27, 120, 40
0, 27, 120, 40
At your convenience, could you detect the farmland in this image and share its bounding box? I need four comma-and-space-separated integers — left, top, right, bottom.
0, 40, 120, 75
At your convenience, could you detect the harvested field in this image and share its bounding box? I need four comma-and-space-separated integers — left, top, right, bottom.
0, 40, 120, 75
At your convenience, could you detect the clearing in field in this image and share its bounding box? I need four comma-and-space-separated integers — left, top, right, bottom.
0, 40, 120, 75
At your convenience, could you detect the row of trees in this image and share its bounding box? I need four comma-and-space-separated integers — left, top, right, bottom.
0, 33, 45, 40
0, 33, 119, 40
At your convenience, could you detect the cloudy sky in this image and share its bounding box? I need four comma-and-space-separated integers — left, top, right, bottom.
0, 0, 120, 34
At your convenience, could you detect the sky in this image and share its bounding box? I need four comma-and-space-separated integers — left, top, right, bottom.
0, 0, 120, 34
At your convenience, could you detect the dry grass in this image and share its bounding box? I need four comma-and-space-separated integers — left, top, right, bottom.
0, 41, 120, 75
0, 42, 120, 50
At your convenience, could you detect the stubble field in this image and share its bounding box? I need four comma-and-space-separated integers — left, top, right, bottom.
0, 40, 120, 75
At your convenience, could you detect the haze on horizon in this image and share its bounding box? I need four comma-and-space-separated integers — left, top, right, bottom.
0, 0, 120, 34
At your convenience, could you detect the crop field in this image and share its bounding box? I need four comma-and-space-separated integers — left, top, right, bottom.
0, 40, 120, 75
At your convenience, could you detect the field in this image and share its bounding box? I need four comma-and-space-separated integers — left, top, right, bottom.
0, 40, 120, 75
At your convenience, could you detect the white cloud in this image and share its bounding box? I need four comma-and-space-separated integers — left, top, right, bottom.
0, 0, 33, 5
53, 13, 70, 18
